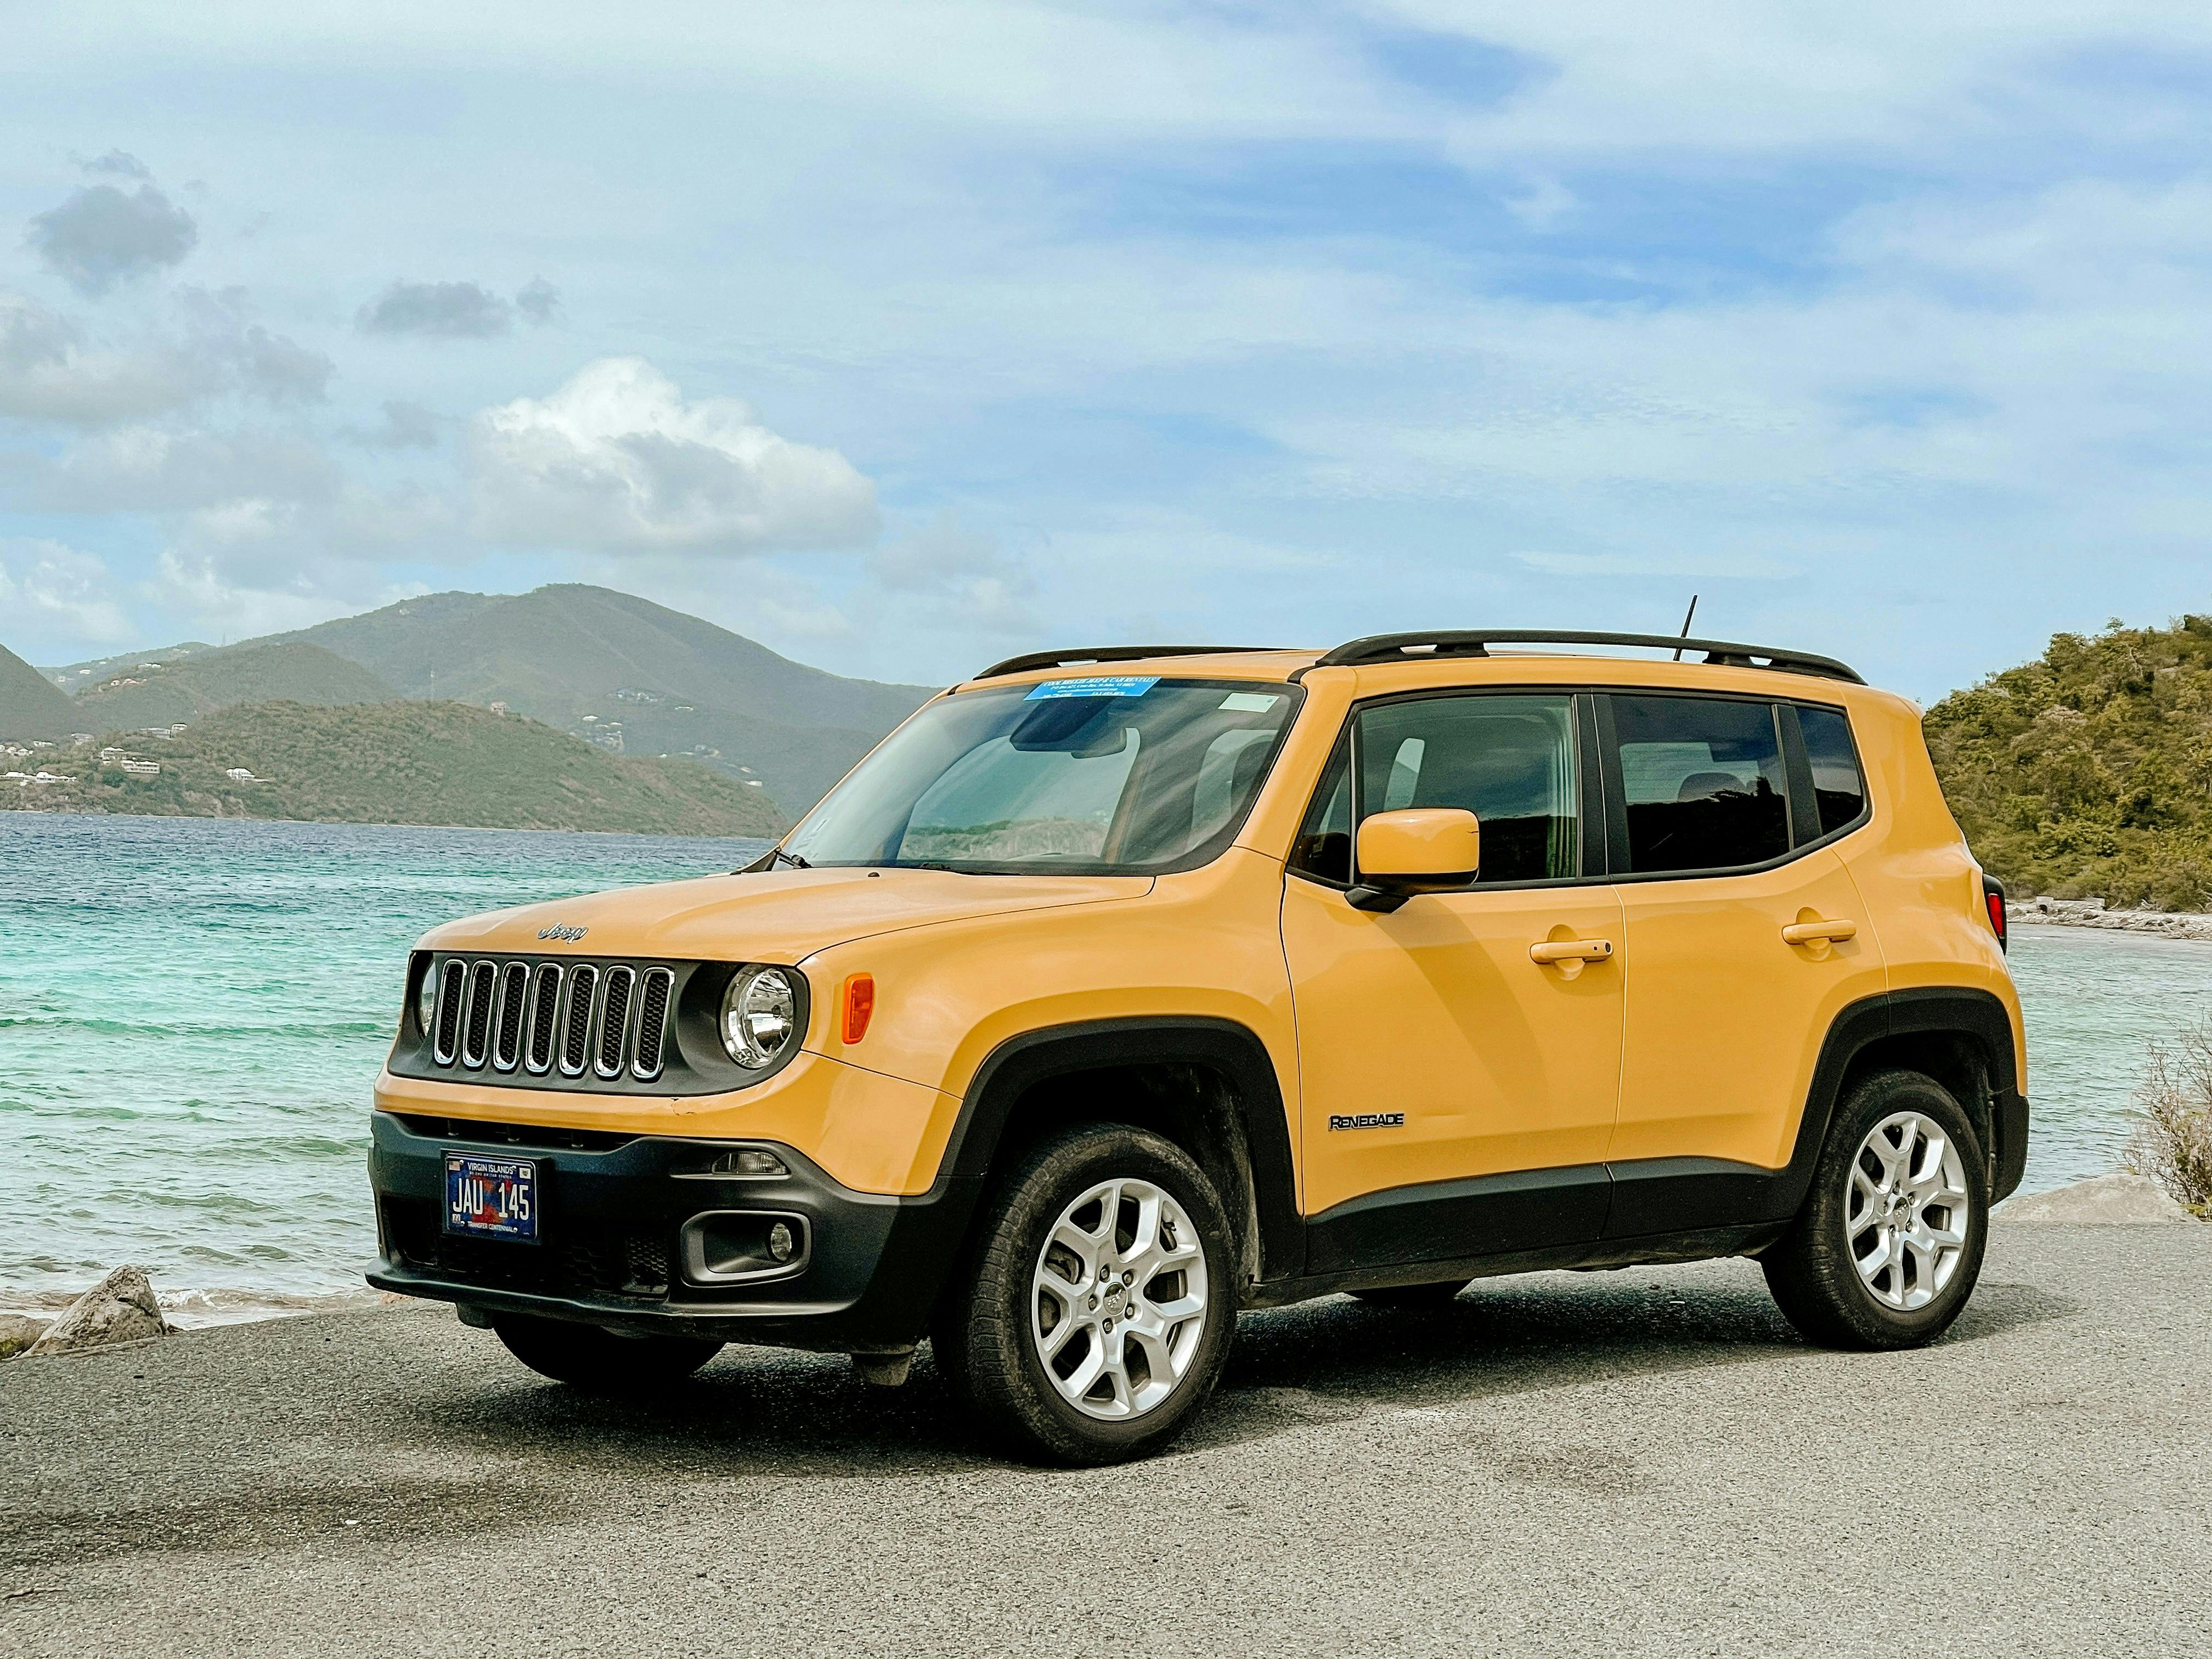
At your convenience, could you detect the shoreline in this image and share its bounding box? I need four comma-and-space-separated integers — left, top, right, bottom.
2009, 898, 2212, 943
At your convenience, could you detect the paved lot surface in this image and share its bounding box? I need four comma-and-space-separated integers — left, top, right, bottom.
4, 1223, 2208, 1657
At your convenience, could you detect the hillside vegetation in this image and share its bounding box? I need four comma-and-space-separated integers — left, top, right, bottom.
3, 701, 784, 837
1925, 616, 2212, 910
71, 642, 398, 728
0, 641, 82, 741
254, 583, 933, 810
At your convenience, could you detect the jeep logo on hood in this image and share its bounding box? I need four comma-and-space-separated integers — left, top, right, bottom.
537, 924, 589, 943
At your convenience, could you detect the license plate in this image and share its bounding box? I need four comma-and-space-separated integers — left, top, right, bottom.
444, 1153, 539, 1242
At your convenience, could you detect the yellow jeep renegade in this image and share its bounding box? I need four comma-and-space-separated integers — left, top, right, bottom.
369, 629, 2027, 1464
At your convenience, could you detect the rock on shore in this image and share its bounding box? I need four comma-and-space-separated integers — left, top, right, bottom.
2009, 896, 2212, 941
21, 1266, 171, 1357
0, 1312, 52, 1358
1998, 1172, 2197, 1223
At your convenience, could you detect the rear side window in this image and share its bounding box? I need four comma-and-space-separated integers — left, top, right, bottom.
1797, 706, 1868, 836
1611, 694, 1789, 873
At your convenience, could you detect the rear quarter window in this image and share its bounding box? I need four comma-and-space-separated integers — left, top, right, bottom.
1797, 705, 1869, 836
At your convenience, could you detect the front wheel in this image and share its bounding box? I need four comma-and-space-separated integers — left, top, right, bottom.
1763, 1070, 1988, 1350
492, 1313, 724, 1392
934, 1124, 1236, 1466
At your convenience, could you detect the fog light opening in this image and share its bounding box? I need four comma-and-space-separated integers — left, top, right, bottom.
768, 1221, 797, 1263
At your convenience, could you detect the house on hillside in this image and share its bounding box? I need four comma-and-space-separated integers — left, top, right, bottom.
224, 768, 263, 782
120, 759, 161, 777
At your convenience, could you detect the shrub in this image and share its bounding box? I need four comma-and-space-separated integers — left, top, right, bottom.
2125, 1019, 2212, 1218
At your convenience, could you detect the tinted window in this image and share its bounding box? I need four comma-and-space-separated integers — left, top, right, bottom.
1355, 695, 1579, 883
1798, 706, 1867, 836
1612, 695, 1788, 873
1290, 743, 1352, 884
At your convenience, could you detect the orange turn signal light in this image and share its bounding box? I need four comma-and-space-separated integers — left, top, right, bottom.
840, 973, 876, 1044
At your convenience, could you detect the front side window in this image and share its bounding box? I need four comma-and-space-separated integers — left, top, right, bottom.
1293, 693, 1580, 886
1611, 694, 1788, 873
781, 678, 1300, 874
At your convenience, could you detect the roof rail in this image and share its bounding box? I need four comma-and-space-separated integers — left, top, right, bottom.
972, 644, 1286, 681
1303, 630, 1863, 685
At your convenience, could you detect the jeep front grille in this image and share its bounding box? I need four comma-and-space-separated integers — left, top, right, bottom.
523, 964, 561, 1074
421, 955, 682, 1090
633, 968, 674, 1082
561, 963, 599, 1077
596, 966, 635, 1079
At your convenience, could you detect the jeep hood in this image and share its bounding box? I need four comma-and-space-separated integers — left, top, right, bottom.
418, 866, 1154, 963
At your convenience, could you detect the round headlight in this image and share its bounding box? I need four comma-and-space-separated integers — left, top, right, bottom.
720, 966, 797, 1069
415, 964, 437, 1037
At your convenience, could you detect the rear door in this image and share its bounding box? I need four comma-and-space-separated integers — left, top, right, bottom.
1601, 691, 1887, 1236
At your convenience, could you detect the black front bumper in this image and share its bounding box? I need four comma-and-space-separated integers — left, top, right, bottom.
366, 1110, 978, 1353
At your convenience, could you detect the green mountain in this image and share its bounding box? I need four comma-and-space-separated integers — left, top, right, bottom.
3, 701, 782, 837
39, 640, 216, 692
1926, 616, 2212, 911
71, 642, 399, 730
261, 584, 934, 811
0, 641, 84, 741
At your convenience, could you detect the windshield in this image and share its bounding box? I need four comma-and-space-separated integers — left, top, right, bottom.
781, 677, 1303, 874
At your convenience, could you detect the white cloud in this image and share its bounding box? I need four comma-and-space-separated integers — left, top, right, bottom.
0, 539, 133, 645
0, 289, 331, 427
146, 549, 430, 640
468, 357, 879, 554
27, 181, 199, 296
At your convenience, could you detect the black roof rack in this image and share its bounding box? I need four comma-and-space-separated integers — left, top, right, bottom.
1304, 630, 1863, 685
972, 644, 1287, 681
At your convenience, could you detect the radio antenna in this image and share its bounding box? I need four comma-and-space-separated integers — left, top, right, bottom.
1671, 594, 1699, 661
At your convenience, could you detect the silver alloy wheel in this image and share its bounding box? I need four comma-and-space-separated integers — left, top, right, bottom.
1846, 1109, 1972, 1311
1030, 1177, 1210, 1421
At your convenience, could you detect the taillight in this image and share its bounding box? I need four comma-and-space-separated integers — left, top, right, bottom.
840, 973, 876, 1043
1981, 873, 2008, 951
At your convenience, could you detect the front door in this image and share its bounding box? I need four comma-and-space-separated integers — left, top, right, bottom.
1598, 691, 1888, 1235
1281, 691, 1626, 1273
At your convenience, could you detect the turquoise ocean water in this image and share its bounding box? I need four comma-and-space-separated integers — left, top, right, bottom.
1, 814, 2201, 1321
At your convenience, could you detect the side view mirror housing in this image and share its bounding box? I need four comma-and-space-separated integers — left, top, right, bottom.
1347, 808, 1481, 913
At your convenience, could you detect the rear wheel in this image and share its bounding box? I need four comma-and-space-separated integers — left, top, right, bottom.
492, 1314, 723, 1392
1763, 1070, 1988, 1350
1350, 1280, 1471, 1308
934, 1124, 1236, 1466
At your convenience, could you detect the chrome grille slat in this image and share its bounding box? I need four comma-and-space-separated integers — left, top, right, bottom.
522, 964, 562, 1075
432, 960, 466, 1065
632, 967, 674, 1082
492, 962, 529, 1071
596, 966, 635, 1079
560, 964, 600, 1077
460, 961, 496, 1068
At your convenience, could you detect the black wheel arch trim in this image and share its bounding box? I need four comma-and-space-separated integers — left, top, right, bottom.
1782, 986, 2025, 1211
940, 1015, 1303, 1284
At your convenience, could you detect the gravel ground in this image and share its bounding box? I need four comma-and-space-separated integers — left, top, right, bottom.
3, 1223, 2207, 1657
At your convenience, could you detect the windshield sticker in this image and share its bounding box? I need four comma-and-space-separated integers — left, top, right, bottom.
1025, 675, 1160, 700
1218, 691, 1281, 713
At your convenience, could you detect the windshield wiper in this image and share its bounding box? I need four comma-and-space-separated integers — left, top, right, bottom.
770, 848, 812, 870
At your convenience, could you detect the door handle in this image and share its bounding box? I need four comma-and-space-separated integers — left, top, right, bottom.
1782, 917, 1858, 945
1530, 938, 1615, 965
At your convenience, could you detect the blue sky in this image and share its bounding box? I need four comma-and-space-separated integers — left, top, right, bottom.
4, 3, 2211, 701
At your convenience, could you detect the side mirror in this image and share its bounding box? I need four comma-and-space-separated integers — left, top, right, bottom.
1347, 808, 1480, 913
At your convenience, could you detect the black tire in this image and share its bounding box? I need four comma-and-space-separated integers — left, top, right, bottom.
1350, 1280, 1471, 1308
933, 1123, 1237, 1466
492, 1314, 723, 1392
1763, 1069, 1989, 1350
